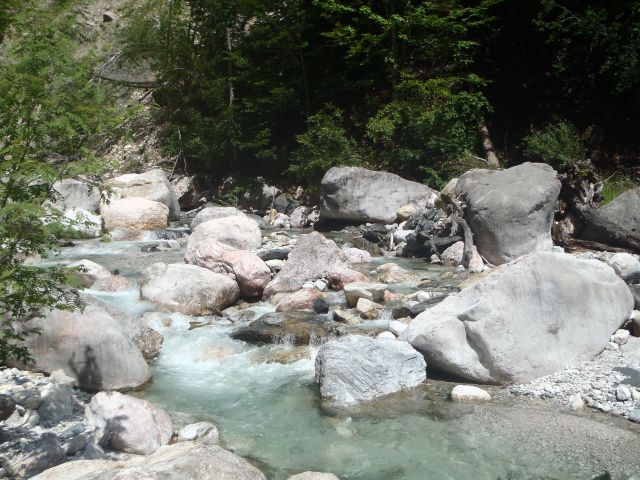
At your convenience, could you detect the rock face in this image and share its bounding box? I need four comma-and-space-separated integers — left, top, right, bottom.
140, 263, 240, 315
185, 236, 271, 298
85, 391, 173, 455
31, 442, 266, 480
51, 179, 101, 212
17, 304, 151, 391
455, 162, 561, 265
189, 215, 262, 250
191, 206, 245, 228
315, 335, 427, 406
100, 197, 169, 236
263, 232, 364, 298
106, 169, 180, 219
319, 166, 438, 224
400, 252, 633, 384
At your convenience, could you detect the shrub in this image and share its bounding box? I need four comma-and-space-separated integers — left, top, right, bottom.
288, 107, 361, 189
522, 121, 586, 167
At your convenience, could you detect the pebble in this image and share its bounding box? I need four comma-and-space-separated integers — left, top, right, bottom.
615, 385, 631, 401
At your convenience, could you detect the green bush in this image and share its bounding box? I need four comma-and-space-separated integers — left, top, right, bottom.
522, 121, 586, 167
288, 107, 361, 189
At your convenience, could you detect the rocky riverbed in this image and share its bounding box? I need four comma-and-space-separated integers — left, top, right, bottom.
3, 165, 640, 479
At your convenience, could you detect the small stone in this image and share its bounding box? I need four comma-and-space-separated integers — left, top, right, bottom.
333, 308, 360, 325
568, 395, 584, 411
616, 385, 631, 401
388, 319, 408, 336
613, 329, 630, 346
177, 421, 219, 445
288, 473, 340, 480
606, 341, 619, 351
376, 331, 396, 340
265, 259, 285, 272
451, 385, 491, 403
356, 297, 380, 319
628, 409, 640, 423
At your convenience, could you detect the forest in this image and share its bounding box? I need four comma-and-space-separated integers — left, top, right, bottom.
2, 0, 639, 195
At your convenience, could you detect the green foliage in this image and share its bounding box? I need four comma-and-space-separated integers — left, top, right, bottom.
289, 107, 361, 188
522, 121, 585, 167
365, 75, 490, 185
0, 1, 124, 363
602, 172, 640, 205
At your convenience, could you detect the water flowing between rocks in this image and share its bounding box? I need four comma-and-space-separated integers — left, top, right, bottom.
53, 230, 640, 480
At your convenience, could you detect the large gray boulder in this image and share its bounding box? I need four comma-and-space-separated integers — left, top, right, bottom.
580, 187, 640, 248
106, 169, 180, 219
191, 206, 245, 228
400, 252, 633, 384
31, 442, 266, 480
263, 232, 366, 298
315, 335, 426, 406
320, 166, 437, 224
16, 304, 151, 391
455, 162, 561, 265
189, 215, 262, 250
50, 179, 101, 212
140, 262, 240, 315
100, 197, 169, 237
85, 392, 173, 455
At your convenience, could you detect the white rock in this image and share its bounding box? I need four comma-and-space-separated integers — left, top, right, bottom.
177, 421, 219, 444
68, 259, 112, 288
377, 331, 396, 340
613, 329, 630, 345
388, 320, 408, 337
568, 395, 584, 411
616, 385, 631, 401
106, 169, 180, 219
607, 253, 640, 278
140, 263, 240, 315
100, 197, 169, 236
188, 215, 262, 250
85, 391, 173, 455
344, 282, 386, 308
450, 385, 491, 403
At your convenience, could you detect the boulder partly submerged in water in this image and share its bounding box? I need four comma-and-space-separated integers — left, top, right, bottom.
319, 166, 437, 224
315, 335, 427, 407
140, 262, 240, 315
400, 252, 633, 384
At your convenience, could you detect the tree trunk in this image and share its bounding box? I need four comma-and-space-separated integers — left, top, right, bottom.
478, 123, 500, 167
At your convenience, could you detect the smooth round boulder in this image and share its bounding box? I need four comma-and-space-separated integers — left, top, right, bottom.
191, 206, 246, 228
100, 197, 169, 235
106, 169, 180, 219
276, 289, 325, 312
140, 262, 240, 315
14, 304, 151, 391
189, 215, 262, 250
68, 259, 112, 288
85, 392, 173, 455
